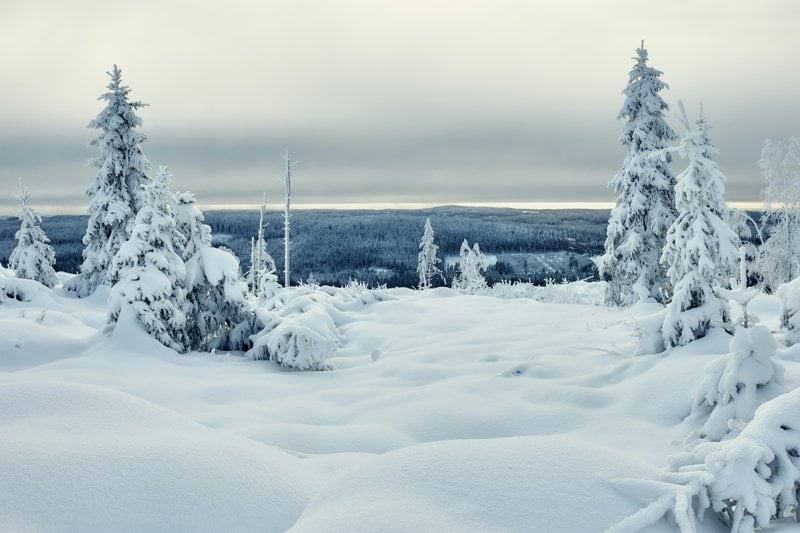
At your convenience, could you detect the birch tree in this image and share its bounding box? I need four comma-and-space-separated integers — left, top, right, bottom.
758, 137, 800, 288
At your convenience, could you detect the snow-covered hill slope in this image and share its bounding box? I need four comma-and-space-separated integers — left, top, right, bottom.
1, 279, 797, 532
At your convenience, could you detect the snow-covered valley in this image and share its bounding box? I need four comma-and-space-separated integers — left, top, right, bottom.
2, 275, 798, 532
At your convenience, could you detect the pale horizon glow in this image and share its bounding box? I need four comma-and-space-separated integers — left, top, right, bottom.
8, 200, 766, 217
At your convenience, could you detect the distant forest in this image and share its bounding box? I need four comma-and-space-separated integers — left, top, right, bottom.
0, 207, 610, 287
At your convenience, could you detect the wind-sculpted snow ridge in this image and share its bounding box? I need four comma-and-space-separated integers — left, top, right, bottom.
608, 357, 799, 533
248, 284, 396, 370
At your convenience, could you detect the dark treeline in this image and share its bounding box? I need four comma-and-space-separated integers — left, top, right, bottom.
0, 207, 610, 287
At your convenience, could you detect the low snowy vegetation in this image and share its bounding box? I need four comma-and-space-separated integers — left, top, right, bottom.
8, 180, 57, 288
6, 41, 800, 533
685, 326, 785, 443
452, 239, 489, 294
612, 386, 800, 533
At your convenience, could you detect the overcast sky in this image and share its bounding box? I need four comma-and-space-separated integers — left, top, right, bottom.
0, 0, 798, 213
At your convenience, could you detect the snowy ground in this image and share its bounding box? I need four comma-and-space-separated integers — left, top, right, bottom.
1, 277, 798, 532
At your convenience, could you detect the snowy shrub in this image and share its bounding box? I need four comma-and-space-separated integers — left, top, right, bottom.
8, 180, 57, 288
250, 306, 340, 371
68, 65, 151, 297
248, 284, 393, 370
256, 269, 281, 303
609, 387, 800, 533
686, 326, 784, 443
108, 167, 187, 352
174, 190, 256, 351
658, 105, 739, 347
599, 43, 677, 306
249, 289, 343, 370
185, 246, 256, 352
777, 277, 800, 345
452, 240, 488, 294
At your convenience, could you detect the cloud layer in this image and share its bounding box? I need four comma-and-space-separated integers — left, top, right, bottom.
1, 0, 798, 212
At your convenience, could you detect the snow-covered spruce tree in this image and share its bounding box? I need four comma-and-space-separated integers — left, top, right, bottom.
758, 137, 800, 290
108, 167, 187, 352
686, 325, 784, 443
599, 42, 677, 306
68, 65, 151, 297
173, 188, 256, 351
417, 218, 443, 289
185, 246, 255, 351
174, 191, 211, 261
452, 240, 488, 294
659, 106, 740, 347
8, 179, 57, 288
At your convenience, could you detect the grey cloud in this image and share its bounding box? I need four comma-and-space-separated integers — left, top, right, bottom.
0, 0, 798, 213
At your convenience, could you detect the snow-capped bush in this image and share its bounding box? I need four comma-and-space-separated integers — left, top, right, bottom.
452, 240, 488, 294
108, 167, 187, 352
68, 65, 151, 297
256, 269, 281, 303
610, 386, 800, 533
777, 277, 800, 345
600, 43, 676, 306
248, 284, 394, 370
249, 288, 343, 370
185, 246, 255, 351
8, 180, 57, 288
686, 326, 784, 443
250, 305, 340, 371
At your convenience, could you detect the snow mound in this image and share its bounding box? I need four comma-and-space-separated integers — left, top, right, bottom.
291, 436, 673, 532
0, 381, 318, 532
